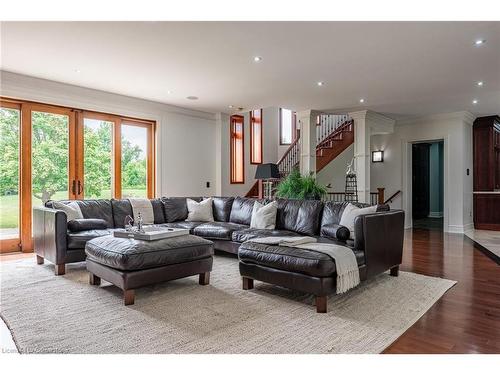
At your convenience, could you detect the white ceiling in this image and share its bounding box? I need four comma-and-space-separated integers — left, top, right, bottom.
1, 21, 499, 117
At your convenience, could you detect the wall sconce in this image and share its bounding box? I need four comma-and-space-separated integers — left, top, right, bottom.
372, 150, 384, 163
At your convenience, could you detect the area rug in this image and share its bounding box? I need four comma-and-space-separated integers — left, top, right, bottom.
0, 255, 456, 354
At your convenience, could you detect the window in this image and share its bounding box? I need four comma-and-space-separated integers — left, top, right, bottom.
280, 108, 297, 145
230, 115, 244, 184
250, 109, 262, 164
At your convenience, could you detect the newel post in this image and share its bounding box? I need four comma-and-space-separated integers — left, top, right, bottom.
377, 187, 385, 205
258, 180, 264, 199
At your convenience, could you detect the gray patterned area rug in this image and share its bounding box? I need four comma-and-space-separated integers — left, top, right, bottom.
0, 255, 456, 354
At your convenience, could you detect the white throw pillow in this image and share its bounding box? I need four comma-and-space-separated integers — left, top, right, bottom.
250, 201, 277, 230
186, 198, 214, 222
52, 201, 84, 222
339, 203, 377, 240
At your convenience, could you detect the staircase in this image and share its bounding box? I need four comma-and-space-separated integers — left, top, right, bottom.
246, 114, 354, 198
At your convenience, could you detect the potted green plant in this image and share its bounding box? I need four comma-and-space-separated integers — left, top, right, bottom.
275, 168, 327, 200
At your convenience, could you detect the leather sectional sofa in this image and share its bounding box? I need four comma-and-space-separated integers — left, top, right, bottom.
34, 197, 405, 288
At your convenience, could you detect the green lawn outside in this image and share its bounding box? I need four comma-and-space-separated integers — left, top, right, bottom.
0, 188, 147, 229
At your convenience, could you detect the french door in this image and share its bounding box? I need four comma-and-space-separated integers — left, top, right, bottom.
0, 99, 155, 253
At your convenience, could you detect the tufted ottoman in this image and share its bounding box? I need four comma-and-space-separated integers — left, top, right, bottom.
85, 234, 214, 305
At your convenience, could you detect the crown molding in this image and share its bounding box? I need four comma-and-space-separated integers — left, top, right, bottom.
396, 111, 476, 126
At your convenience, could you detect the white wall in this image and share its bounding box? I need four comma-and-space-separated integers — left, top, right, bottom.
370, 111, 474, 233
0, 71, 218, 197
219, 107, 283, 196
316, 144, 354, 191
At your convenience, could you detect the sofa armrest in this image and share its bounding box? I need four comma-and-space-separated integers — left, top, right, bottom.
354, 210, 405, 279
33, 206, 68, 264
320, 224, 350, 242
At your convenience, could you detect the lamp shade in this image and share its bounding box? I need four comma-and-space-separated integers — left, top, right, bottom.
255, 163, 280, 179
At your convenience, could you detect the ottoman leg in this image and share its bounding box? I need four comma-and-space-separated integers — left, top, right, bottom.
36, 255, 44, 265
390, 265, 399, 277
199, 272, 210, 285
124, 289, 135, 306
315, 296, 327, 313
55, 264, 65, 276
89, 273, 101, 286
242, 277, 254, 290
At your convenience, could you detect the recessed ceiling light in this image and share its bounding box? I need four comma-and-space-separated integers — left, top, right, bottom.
474, 39, 486, 46
317, 81, 324, 86
167, 90, 172, 95
359, 98, 365, 103
186, 96, 198, 100
228, 105, 234, 109
477, 81, 484, 87
472, 99, 479, 105
74, 69, 81, 73
253, 56, 262, 62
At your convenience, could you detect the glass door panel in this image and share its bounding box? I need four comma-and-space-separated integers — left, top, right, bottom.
121, 124, 148, 198
0, 106, 20, 243
83, 118, 113, 198
31, 110, 70, 207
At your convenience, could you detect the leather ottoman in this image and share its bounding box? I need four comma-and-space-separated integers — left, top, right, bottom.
238, 240, 367, 313
85, 234, 214, 305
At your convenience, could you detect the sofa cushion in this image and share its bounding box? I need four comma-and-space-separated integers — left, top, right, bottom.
76, 200, 114, 228
187, 198, 214, 222
67, 229, 113, 249
320, 224, 350, 242
52, 201, 84, 222
275, 198, 324, 236
85, 234, 214, 271
231, 228, 297, 243
238, 241, 365, 278
150, 198, 166, 224
211, 197, 235, 222
193, 222, 248, 240
250, 201, 277, 229
340, 203, 377, 240
68, 219, 108, 232
111, 199, 133, 228
161, 197, 202, 222
320, 201, 390, 229
229, 197, 267, 225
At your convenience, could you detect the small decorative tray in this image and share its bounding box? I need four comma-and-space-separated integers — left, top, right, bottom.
113, 227, 189, 241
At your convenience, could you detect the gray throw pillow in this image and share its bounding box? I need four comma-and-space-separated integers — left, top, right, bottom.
250, 201, 277, 230
52, 201, 84, 222
186, 198, 214, 222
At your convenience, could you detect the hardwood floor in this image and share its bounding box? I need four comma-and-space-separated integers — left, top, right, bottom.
1, 229, 499, 354
384, 229, 500, 353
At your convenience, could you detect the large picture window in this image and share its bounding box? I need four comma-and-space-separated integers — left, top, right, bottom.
250, 109, 262, 164
280, 108, 297, 145
0, 97, 155, 253
230, 115, 244, 184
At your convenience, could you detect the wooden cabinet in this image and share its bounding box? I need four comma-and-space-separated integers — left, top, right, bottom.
473, 115, 500, 230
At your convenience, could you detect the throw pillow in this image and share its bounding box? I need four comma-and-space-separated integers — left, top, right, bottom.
339, 203, 377, 240
250, 201, 277, 230
186, 198, 214, 222
53, 201, 84, 222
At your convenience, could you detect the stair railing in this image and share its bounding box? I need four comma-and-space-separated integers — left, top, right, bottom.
316, 114, 351, 145
277, 130, 301, 177
316, 118, 354, 150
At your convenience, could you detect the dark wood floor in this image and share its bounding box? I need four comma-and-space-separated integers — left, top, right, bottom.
2, 228, 499, 354
383, 228, 500, 353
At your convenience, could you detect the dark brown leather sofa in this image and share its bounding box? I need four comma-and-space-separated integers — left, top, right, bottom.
33, 197, 404, 287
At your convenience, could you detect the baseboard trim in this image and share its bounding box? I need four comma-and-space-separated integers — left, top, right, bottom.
428, 212, 443, 218
446, 223, 474, 234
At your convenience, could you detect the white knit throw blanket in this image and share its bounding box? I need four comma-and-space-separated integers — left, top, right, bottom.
128, 198, 154, 224
248, 236, 360, 294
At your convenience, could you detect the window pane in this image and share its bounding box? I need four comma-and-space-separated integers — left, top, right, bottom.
250, 109, 262, 164
84, 118, 113, 199
230, 116, 244, 183
280, 108, 293, 144
31, 111, 69, 207
0, 108, 20, 239
121, 124, 147, 198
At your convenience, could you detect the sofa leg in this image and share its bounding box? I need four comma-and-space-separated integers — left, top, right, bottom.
55, 264, 65, 276
36, 255, 44, 265
124, 289, 135, 306
316, 296, 327, 313
199, 272, 210, 285
89, 273, 101, 286
390, 266, 399, 277
242, 277, 254, 290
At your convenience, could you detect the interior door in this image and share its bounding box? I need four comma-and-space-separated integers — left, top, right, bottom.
412, 143, 430, 219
